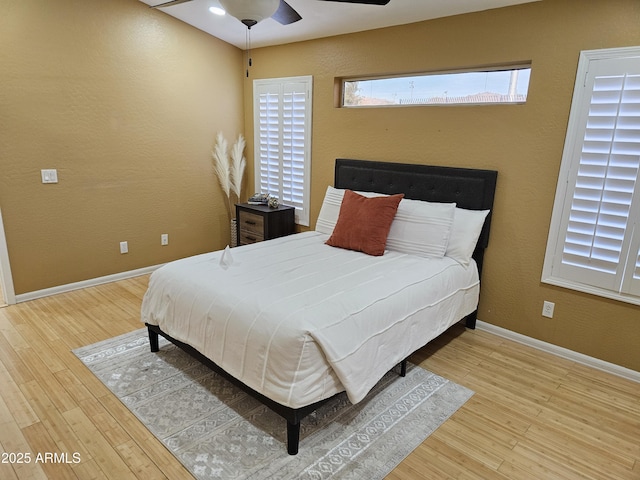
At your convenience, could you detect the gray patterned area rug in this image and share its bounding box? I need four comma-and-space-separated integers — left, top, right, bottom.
74, 328, 473, 480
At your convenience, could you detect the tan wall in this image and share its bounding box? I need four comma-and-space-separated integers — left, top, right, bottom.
0, 0, 243, 294
243, 0, 640, 371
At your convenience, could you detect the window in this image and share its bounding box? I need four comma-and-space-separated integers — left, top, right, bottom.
542, 47, 640, 305
341, 65, 531, 107
253, 76, 312, 226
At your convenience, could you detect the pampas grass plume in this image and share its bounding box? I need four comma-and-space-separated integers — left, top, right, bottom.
213, 132, 230, 199
230, 134, 246, 199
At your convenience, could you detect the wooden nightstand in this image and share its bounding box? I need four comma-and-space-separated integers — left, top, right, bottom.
235, 203, 295, 246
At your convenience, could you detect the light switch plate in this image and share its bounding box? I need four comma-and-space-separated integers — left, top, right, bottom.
41, 169, 58, 184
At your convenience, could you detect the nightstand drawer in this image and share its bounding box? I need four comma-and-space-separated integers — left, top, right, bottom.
238, 211, 264, 235
239, 231, 263, 244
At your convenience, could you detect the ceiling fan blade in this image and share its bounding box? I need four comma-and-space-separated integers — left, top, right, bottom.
272, 0, 302, 25
317, 0, 390, 5
150, 0, 193, 8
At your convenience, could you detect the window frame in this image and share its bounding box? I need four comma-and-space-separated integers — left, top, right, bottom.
542, 46, 640, 306
253, 75, 313, 226
339, 64, 531, 108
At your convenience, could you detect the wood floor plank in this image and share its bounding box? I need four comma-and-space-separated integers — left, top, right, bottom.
536, 402, 640, 462
95, 393, 193, 479
0, 314, 35, 385
431, 420, 506, 471
0, 309, 30, 349
15, 348, 78, 414
0, 400, 48, 480
486, 348, 572, 385
410, 352, 473, 380
20, 422, 79, 480
13, 323, 67, 374
61, 406, 136, 480
408, 435, 508, 480
76, 397, 170, 479
446, 405, 519, 451
0, 359, 38, 429
114, 440, 168, 480
479, 358, 561, 403
459, 370, 544, 418
57, 352, 113, 401
95, 394, 164, 447
18, 380, 91, 462
463, 396, 531, 436
54, 368, 94, 407
546, 385, 640, 450
508, 439, 613, 480
555, 374, 640, 422
0, 461, 20, 480
525, 422, 636, 477
569, 362, 640, 396
67, 459, 109, 480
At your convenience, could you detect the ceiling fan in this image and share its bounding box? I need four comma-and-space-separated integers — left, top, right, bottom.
150, 0, 391, 29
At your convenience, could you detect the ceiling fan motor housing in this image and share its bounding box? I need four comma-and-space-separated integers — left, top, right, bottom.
219, 0, 280, 27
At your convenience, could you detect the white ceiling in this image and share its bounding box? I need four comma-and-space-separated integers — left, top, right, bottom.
139, 0, 539, 50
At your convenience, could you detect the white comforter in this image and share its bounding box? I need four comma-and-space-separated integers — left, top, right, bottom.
141, 231, 479, 408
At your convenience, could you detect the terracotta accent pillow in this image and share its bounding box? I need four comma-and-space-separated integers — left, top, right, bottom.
326, 190, 404, 256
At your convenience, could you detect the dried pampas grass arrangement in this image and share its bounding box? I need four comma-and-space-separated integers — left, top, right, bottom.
213, 132, 246, 220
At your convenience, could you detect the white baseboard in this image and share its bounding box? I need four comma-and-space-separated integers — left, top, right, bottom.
476, 320, 640, 384
15, 264, 164, 304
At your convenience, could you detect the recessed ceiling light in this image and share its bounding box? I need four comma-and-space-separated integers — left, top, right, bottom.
209, 6, 225, 16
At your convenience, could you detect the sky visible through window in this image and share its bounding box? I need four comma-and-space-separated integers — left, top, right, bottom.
344, 67, 531, 106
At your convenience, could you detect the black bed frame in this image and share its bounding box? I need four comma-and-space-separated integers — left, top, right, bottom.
145, 159, 497, 455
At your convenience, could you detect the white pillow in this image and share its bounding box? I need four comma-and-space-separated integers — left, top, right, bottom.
316, 186, 456, 258
445, 208, 490, 266
315, 186, 345, 235
386, 197, 455, 258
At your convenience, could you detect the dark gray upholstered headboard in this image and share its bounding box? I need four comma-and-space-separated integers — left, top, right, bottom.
334, 159, 498, 275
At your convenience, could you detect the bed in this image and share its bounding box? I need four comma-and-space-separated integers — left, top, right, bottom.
141, 158, 497, 455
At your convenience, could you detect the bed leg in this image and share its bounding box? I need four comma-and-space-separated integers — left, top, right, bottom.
287, 420, 300, 455
147, 326, 159, 352
400, 359, 407, 377
465, 310, 477, 329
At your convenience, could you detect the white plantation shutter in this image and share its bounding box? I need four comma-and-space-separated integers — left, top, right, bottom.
543, 47, 640, 304
254, 76, 312, 226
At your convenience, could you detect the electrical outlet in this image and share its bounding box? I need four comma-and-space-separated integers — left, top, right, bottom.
161, 234, 169, 246
542, 301, 555, 318
120, 241, 128, 254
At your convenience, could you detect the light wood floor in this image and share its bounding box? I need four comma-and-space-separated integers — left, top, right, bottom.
0, 276, 637, 479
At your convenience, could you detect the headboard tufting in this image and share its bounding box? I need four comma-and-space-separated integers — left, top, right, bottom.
334, 159, 498, 277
